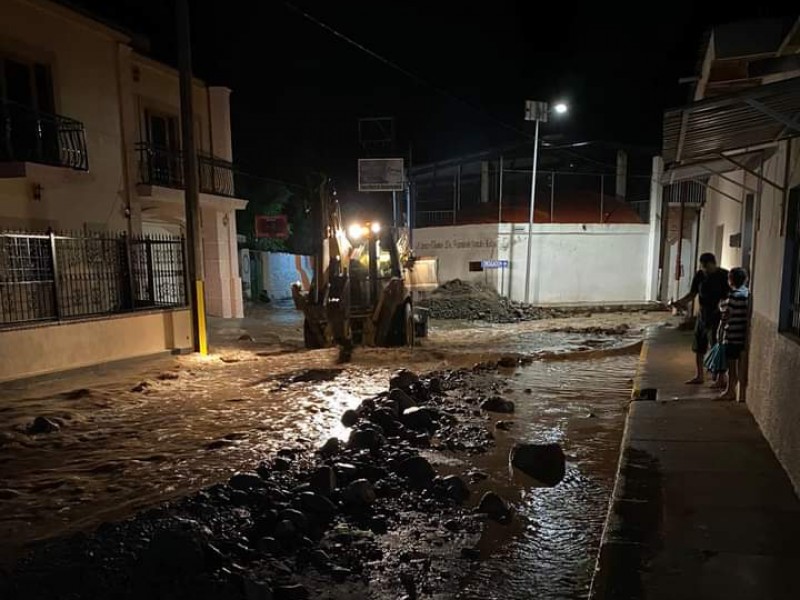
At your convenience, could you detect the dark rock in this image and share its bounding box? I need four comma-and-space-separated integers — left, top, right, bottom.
498, 356, 519, 368
274, 519, 298, 543
273, 456, 292, 471
480, 396, 515, 413
277, 509, 308, 532
331, 566, 351, 583
460, 547, 481, 560
63, 388, 92, 399
256, 461, 271, 479
130, 381, 149, 393
428, 377, 443, 393
27, 416, 60, 434
401, 406, 433, 431
347, 427, 385, 450
389, 388, 417, 411
342, 478, 376, 508
510, 443, 566, 486
310, 548, 330, 567
0, 488, 22, 500
256, 536, 281, 554
308, 465, 336, 496
297, 491, 337, 519
243, 578, 273, 600
341, 409, 359, 428
334, 462, 358, 482
523, 388, 533, 394
238, 334, 255, 342
369, 515, 388, 534
229, 472, 268, 492
495, 420, 514, 431
319, 437, 341, 456
396, 455, 436, 488
390, 369, 419, 391
249, 511, 279, 541
476, 491, 510, 522
370, 407, 399, 430
275, 583, 309, 600
441, 475, 470, 503
141, 529, 206, 577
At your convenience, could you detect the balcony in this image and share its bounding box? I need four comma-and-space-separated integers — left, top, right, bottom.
136, 142, 236, 198
0, 99, 89, 171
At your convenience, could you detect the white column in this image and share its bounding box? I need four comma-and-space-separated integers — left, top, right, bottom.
208, 87, 233, 161
645, 156, 664, 302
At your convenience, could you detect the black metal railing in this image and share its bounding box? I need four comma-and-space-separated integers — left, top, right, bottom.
136, 142, 235, 197
0, 231, 187, 327
0, 100, 88, 170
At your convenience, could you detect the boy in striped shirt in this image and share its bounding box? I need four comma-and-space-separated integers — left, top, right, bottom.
717, 267, 749, 401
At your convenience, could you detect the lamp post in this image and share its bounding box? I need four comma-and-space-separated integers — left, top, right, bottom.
523, 100, 568, 304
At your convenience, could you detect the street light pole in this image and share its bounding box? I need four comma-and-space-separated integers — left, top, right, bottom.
524, 117, 540, 304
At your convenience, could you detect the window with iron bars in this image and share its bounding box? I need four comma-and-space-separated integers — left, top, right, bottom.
780, 186, 800, 339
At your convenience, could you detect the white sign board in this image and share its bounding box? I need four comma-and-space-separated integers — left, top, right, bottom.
358, 158, 405, 192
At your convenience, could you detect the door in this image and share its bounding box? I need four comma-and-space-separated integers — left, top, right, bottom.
0, 58, 56, 163
146, 111, 180, 187
742, 193, 755, 275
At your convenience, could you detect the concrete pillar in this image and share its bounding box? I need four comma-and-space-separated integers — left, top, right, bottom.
646, 156, 664, 302
208, 87, 232, 161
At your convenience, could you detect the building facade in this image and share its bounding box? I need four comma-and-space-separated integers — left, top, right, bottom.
0, 0, 246, 319
660, 17, 800, 491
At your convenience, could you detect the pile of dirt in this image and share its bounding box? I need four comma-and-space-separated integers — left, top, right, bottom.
417, 280, 566, 323
418, 279, 667, 323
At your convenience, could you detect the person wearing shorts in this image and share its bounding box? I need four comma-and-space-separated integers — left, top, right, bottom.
717, 267, 749, 400
672, 253, 729, 385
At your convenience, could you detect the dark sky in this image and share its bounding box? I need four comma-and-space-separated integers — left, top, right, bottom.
67, 0, 791, 189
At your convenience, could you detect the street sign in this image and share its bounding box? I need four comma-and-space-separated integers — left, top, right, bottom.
481, 259, 509, 269
525, 100, 549, 122
358, 158, 405, 191
255, 215, 289, 239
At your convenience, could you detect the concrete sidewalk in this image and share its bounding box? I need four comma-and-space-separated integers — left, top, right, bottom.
590, 325, 800, 600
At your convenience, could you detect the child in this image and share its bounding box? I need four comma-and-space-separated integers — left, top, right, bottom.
716, 267, 749, 401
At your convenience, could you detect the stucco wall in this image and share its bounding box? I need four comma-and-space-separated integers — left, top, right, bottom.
413, 222, 652, 304
0, 0, 129, 232
697, 170, 745, 270
0, 309, 192, 382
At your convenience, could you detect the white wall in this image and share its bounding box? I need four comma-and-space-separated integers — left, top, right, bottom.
697, 170, 745, 270
255, 252, 313, 301
413, 222, 652, 305
693, 139, 800, 493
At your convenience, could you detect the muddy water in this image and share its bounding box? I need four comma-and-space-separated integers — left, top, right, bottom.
0, 350, 388, 562
434, 352, 638, 599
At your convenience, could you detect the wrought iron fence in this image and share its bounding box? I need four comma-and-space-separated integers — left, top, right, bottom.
0, 231, 187, 327
0, 99, 88, 170
136, 142, 236, 197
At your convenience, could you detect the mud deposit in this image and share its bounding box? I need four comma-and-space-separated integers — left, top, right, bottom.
1, 349, 637, 599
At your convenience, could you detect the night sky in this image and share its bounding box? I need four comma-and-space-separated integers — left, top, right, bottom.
67, 0, 791, 189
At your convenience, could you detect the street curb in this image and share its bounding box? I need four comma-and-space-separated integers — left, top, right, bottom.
588, 339, 652, 600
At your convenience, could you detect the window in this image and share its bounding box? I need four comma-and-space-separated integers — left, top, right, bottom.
780, 186, 800, 337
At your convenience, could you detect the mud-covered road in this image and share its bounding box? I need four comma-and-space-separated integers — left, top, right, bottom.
0, 306, 667, 598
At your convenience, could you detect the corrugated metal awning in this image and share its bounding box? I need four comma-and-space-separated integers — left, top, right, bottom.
661, 148, 775, 184
663, 76, 800, 165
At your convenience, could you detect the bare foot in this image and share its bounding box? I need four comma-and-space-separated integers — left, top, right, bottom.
709, 380, 726, 390
685, 377, 704, 385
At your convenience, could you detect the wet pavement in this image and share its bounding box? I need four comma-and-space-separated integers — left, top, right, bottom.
0, 305, 667, 597
590, 325, 800, 600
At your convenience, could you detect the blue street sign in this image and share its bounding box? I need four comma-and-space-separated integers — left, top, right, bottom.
481, 260, 509, 269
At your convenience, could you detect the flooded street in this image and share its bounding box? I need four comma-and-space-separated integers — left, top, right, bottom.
443, 353, 638, 599
1, 306, 664, 597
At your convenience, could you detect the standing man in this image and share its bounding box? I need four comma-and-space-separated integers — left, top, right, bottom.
672, 253, 729, 385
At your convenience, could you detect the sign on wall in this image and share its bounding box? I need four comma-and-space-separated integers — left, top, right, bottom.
481, 259, 509, 269
358, 158, 405, 191
255, 215, 289, 239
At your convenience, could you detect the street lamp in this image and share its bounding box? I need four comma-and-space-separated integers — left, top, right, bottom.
523, 99, 568, 304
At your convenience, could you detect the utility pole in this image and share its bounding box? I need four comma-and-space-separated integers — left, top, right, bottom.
176, 0, 207, 354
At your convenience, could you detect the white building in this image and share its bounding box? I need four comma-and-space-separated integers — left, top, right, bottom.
0, 0, 246, 319
660, 17, 800, 491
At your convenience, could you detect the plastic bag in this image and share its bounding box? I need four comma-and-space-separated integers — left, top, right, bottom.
704, 343, 728, 374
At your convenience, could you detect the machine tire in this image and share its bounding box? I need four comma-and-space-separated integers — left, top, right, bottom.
304, 319, 323, 349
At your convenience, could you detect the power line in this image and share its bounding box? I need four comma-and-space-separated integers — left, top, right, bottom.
282, 1, 534, 142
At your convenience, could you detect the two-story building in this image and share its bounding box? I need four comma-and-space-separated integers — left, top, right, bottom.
0, 0, 248, 380
660, 17, 800, 491
0, 0, 246, 320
